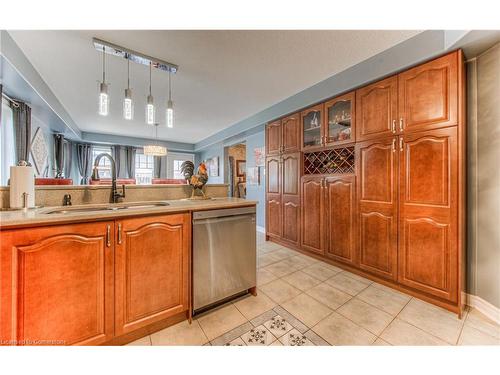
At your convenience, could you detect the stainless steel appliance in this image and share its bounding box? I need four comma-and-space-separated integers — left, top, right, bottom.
193, 206, 256, 312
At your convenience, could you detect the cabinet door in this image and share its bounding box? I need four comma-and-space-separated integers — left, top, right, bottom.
398, 51, 458, 133
356, 137, 398, 280
301, 177, 325, 254
325, 91, 355, 146
115, 214, 190, 335
356, 75, 398, 141
0, 222, 114, 345
266, 120, 282, 155
398, 127, 458, 302
301, 104, 324, 150
281, 152, 301, 246
325, 176, 356, 265
282, 113, 300, 152
266, 194, 282, 239
266, 156, 281, 195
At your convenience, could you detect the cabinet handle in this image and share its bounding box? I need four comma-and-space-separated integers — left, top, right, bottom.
392, 138, 396, 152
399, 137, 404, 152
392, 120, 396, 133
117, 223, 122, 244
106, 225, 111, 247
399, 118, 404, 132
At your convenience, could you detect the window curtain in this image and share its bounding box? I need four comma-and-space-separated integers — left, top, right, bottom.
228, 155, 235, 197
63, 140, 73, 179
126, 146, 136, 178
11, 101, 32, 164
76, 143, 92, 184
54, 134, 65, 178
154, 155, 168, 178
112, 145, 123, 178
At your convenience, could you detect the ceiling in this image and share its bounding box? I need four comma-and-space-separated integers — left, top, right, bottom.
9, 30, 421, 144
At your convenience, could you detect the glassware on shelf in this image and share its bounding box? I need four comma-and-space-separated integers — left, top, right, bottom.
327, 100, 352, 143
303, 110, 322, 147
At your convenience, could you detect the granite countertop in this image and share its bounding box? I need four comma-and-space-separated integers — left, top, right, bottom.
0, 198, 258, 229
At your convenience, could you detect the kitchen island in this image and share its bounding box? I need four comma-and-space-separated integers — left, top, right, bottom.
0, 197, 257, 345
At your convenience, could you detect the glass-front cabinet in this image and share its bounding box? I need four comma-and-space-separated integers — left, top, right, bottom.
325, 92, 355, 146
301, 104, 324, 150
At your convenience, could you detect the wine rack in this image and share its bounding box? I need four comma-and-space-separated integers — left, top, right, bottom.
303, 146, 355, 175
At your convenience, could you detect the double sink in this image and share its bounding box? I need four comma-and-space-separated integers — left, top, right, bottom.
43, 201, 170, 215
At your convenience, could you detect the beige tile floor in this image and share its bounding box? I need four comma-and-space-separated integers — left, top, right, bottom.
127, 233, 500, 346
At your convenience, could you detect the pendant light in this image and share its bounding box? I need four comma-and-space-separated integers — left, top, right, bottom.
166, 70, 174, 128
123, 58, 133, 120
98, 46, 109, 116
143, 123, 167, 156
146, 62, 155, 125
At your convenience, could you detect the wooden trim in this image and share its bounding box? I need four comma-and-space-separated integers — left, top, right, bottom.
466, 294, 500, 325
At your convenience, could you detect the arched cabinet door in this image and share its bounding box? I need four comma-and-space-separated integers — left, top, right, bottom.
266, 120, 282, 156
398, 51, 459, 133
0, 222, 115, 345
282, 113, 300, 152
325, 175, 356, 265
301, 176, 325, 254
398, 127, 458, 302
114, 214, 190, 335
281, 152, 301, 246
356, 137, 398, 280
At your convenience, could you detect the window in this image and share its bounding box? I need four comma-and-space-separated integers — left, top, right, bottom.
0, 102, 15, 186
167, 153, 195, 179
135, 152, 154, 185
92, 146, 112, 179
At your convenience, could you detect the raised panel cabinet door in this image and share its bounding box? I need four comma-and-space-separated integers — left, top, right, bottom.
282, 113, 300, 152
356, 137, 398, 280
266, 194, 282, 239
398, 51, 459, 133
325, 91, 356, 146
266, 120, 282, 155
325, 176, 356, 265
300, 177, 325, 254
282, 196, 300, 246
0, 222, 114, 345
398, 127, 458, 302
115, 213, 190, 335
281, 152, 301, 197
356, 75, 398, 141
266, 156, 281, 195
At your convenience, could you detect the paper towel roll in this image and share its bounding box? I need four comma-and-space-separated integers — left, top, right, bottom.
10, 166, 35, 209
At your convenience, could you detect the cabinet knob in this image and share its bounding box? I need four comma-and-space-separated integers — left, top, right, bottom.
392, 120, 396, 134
399, 118, 404, 132
106, 225, 111, 247
392, 138, 396, 152
117, 223, 122, 244
399, 137, 404, 152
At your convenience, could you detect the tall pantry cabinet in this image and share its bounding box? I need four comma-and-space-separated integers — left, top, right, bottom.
265, 50, 466, 316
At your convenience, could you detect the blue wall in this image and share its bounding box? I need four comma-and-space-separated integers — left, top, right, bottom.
245, 131, 265, 228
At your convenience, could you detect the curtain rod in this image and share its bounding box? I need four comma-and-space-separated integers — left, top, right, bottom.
1, 92, 20, 108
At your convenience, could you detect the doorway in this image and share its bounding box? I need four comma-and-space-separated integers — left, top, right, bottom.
225, 142, 246, 198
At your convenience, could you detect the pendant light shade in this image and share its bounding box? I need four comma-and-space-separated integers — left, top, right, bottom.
98, 47, 109, 116
144, 123, 167, 156
123, 59, 133, 120
166, 70, 174, 128
146, 63, 155, 125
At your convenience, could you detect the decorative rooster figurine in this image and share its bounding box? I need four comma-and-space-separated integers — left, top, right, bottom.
180, 161, 209, 199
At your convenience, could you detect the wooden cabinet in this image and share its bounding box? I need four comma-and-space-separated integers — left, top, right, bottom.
115, 214, 191, 336
265, 113, 300, 155
266, 120, 282, 155
325, 92, 356, 146
356, 137, 398, 280
325, 176, 356, 265
398, 127, 458, 302
281, 152, 301, 246
301, 177, 325, 254
282, 113, 300, 152
398, 51, 459, 134
301, 104, 324, 150
266, 194, 282, 239
0, 222, 115, 345
356, 75, 398, 141
266, 156, 281, 195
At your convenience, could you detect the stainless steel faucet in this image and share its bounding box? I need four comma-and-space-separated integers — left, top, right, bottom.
91, 153, 126, 204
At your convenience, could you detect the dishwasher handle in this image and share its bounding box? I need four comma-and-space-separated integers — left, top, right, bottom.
193, 214, 255, 226
192, 206, 256, 221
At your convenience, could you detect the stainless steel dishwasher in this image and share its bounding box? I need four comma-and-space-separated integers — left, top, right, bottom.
193, 206, 256, 313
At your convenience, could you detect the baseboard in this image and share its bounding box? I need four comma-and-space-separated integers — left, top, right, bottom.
256, 226, 265, 234
467, 294, 500, 324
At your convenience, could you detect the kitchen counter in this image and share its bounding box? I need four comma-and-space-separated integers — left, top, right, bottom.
0, 197, 258, 229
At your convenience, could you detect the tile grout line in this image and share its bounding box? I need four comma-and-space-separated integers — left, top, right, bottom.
454, 308, 470, 345
376, 296, 413, 345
